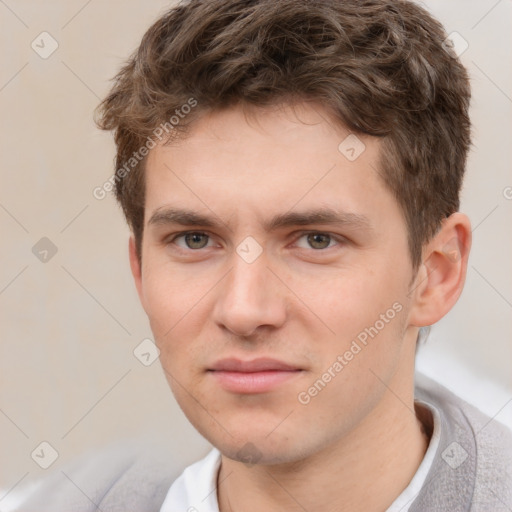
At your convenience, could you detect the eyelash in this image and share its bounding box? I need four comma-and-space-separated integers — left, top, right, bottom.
166, 231, 345, 252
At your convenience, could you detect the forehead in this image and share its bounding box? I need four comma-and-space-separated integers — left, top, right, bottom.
143, 103, 400, 233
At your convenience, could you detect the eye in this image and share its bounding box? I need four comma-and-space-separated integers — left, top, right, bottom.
171, 231, 213, 250
295, 232, 341, 250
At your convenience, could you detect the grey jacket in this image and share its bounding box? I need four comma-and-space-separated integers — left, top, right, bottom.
15, 373, 512, 511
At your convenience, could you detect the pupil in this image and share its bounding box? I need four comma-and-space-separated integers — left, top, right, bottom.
186, 233, 207, 249
308, 233, 330, 249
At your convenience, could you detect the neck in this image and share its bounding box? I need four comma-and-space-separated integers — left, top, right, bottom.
217, 361, 430, 512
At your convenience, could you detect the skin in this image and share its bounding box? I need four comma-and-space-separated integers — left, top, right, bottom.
129, 102, 471, 511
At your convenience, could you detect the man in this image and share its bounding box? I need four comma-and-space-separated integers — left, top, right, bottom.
18, 0, 512, 510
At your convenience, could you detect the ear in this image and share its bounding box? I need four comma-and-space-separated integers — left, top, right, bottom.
408, 212, 472, 327
128, 236, 145, 307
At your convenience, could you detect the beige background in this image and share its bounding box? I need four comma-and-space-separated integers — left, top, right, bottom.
1, 0, 511, 503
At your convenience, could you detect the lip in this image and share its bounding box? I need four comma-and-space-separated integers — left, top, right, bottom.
208, 358, 303, 393
210, 357, 300, 372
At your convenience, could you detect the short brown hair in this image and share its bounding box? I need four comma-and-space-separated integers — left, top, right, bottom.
95, 0, 471, 270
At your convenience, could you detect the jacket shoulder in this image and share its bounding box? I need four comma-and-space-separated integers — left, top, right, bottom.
415, 373, 512, 511
13, 440, 181, 512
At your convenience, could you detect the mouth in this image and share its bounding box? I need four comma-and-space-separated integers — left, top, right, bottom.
207, 358, 304, 394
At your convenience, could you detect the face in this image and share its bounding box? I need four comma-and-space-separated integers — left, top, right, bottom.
132, 102, 420, 464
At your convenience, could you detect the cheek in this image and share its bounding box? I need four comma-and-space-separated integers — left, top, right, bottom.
309, 263, 411, 380
295, 305, 409, 436
141, 274, 192, 366
141, 268, 214, 367
142, 260, 201, 331
310, 269, 401, 331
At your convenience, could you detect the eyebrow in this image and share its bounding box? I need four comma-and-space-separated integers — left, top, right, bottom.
147, 206, 373, 233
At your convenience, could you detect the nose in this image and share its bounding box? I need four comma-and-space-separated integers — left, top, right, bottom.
213, 253, 287, 338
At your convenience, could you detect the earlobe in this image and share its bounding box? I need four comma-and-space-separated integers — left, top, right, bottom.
128, 236, 145, 307
408, 213, 472, 328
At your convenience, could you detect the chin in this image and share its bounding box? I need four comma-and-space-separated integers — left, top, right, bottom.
203, 428, 316, 467
221, 442, 303, 466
